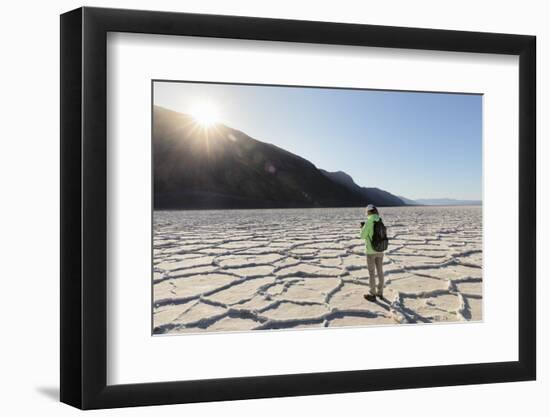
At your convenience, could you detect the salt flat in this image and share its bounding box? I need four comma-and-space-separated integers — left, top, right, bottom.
153, 206, 482, 334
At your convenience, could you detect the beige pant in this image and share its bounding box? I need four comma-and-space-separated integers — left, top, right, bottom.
366, 253, 384, 296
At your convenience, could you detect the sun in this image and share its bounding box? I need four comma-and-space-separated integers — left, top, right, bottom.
190, 101, 220, 128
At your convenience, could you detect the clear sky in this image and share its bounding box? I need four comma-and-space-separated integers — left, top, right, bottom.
154, 81, 482, 200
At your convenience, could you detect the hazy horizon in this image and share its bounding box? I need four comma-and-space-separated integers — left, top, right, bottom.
154, 81, 482, 201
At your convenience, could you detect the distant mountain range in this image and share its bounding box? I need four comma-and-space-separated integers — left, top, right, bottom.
153, 106, 407, 210
398, 196, 481, 206
413, 198, 482, 206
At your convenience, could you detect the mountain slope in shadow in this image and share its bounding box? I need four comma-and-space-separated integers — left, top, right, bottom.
153, 105, 405, 209
319, 170, 405, 207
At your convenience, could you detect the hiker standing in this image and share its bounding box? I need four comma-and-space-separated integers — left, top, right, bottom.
360, 204, 388, 301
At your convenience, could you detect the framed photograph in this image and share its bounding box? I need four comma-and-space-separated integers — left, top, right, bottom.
60, 6, 536, 409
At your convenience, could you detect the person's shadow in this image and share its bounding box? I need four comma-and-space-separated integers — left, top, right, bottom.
363, 294, 391, 311
35, 386, 59, 401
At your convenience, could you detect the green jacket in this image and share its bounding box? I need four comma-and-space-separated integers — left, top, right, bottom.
360, 213, 381, 255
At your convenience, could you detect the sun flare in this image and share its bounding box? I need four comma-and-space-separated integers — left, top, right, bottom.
190, 101, 220, 128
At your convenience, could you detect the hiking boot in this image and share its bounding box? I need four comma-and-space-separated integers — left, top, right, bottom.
364, 294, 377, 302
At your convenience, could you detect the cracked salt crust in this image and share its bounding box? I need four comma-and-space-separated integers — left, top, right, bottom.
152, 206, 482, 334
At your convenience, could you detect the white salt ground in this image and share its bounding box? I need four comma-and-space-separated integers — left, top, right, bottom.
152, 206, 482, 334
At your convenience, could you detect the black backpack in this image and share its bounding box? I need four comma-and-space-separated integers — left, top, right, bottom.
372, 218, 389, 252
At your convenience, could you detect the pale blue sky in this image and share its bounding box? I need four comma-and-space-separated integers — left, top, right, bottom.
154, 81, 482, 200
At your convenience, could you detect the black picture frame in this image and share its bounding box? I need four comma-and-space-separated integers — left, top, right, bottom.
60, 6, 536, 410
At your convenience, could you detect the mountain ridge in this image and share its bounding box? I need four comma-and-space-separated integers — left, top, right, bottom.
153, 105, 406, 210
319, 170, 405, 207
